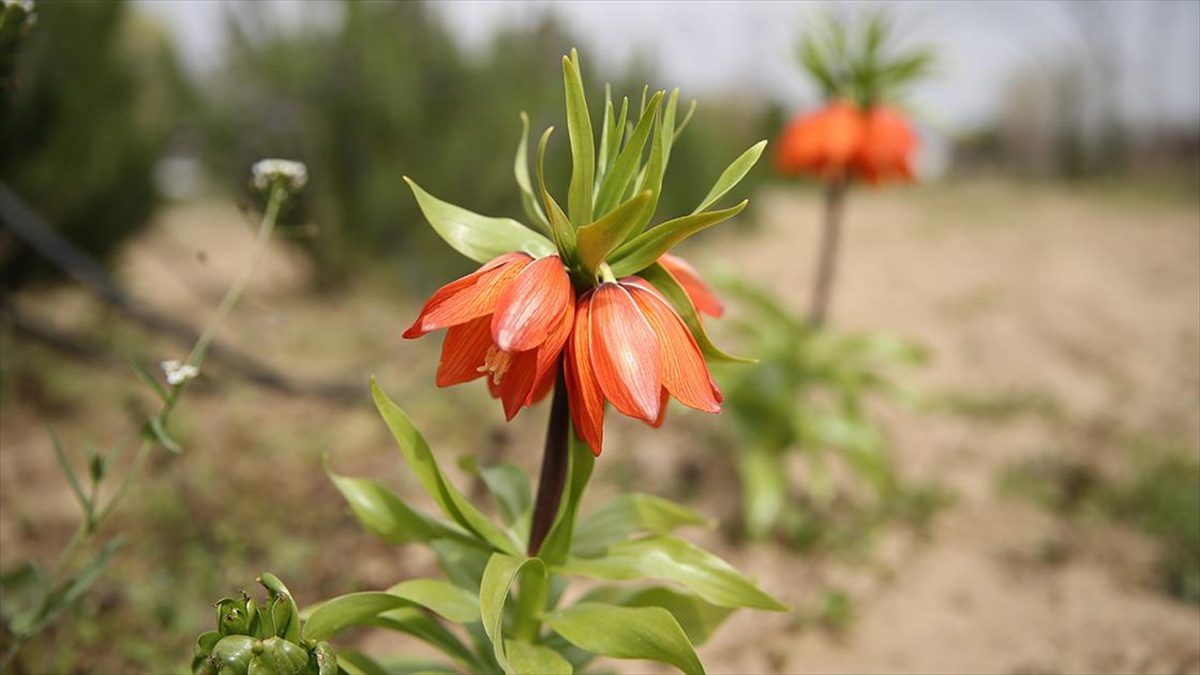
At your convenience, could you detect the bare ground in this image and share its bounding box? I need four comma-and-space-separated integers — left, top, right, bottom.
1, 181, 1197, 674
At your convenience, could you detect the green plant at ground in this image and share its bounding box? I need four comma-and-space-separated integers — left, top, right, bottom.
192, 50, 784, 674
0, 162, 306, 673
715, 276, 950, 548
999, 449, 1200, 603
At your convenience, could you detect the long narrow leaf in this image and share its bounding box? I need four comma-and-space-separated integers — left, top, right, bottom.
608, 200, 747, 277
596, 85, 614, 183
514, 112, 550, 234
628, 89, 679, 236
48, 428, 91, 521
562, 50, 594, 225
405, 178, 554, 264
535, 126, 577, 257
691, 141, 767, 215
594, 91, 661, 218
572, 493, 709, 553
544, 602, 704, 675
479, 553, 546, 673
370, 380, 519, 554
576, 190, 651, 274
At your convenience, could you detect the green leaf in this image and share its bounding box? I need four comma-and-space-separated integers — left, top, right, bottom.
129, 360, 168, 402
328, 469, 470, 546
622, 588, 734, 646
339, 650, 458, 675
302, 592, 406, 642
573, 493, 709, 554
596, 85, 614, 183
544, 602, 704, 674
737, 448, 786, 540
48, 428, 91, 524
608, 200, 747, 278
641, 262, 755, 364
536, 431, 595, 565
576, 190, 652, 274
145, 416, 181, 454
433, 539, 491, 592
458, 457, 532, 529
594, 91, 662, 218
386, 578, 480, 624
563, 50, 594, 225
371, 379, 520, 554
515, 112, 551, 234
479, 553, 547, 674
672, 99, 698, 142
20, 537, 124, 636
0, 561, 44, 631
629, 88, 679, 236
555, 535, 787, 611
404, 177, 555, 264
370, 607, 482, 671
535, 126, 577, 257
506, 640, 573, 675
692, 141, 767, 215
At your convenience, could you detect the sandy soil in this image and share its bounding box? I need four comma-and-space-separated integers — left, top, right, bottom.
1, 182, 1197, 674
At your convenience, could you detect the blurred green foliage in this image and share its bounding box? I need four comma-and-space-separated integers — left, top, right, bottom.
1000, 450, 1200, 603
714, 276, 950, 550
201, 1, 770, 288
0, 0, 188, 289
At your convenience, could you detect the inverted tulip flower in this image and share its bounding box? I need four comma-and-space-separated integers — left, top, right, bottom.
565, 276, 722, 453
403, 252, 574, 420
776, 11, 933, 324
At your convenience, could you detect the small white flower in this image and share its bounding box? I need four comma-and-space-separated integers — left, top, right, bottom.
251, 159, 308, 193
2, 0, 35, 12
161, 360, 199, 386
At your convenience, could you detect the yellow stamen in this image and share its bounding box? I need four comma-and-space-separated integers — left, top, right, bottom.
477, 345, 513, 384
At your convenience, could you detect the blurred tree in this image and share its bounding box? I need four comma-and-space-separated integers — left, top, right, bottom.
201, 0, 770, 290
0, 0, 188, 289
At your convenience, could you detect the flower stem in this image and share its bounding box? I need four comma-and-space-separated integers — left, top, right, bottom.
809, 176, 847, 326
528, 361, 570, 557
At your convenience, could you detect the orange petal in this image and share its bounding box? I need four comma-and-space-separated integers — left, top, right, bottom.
496, 349, 540, 421
649, 389, 670, 428
627, 282, 721, 414
526, 362, 556, 406
525, 294, 575, 407
658, 253, 724, 318
491, 255, 572, 352
588, 283, 662, 424
435, 316, 492, 387
403, 253, 531, 338
566, 292, 605, 455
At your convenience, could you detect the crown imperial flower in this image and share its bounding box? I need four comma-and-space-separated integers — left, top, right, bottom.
401, 49, 761, 455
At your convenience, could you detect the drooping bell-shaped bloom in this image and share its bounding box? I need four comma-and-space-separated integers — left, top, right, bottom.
658, 253, 724, 319
565, 277, 722, 455
774, 100, 864, 179
403, 252, 574, 420
853, 105, 917, 184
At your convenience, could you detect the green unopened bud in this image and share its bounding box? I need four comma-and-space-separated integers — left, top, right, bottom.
259, 574, 300, 642
248, 637, 309, 675
215, 593, 261, 637
209, 635, 256, 675
312, 641, 338, 675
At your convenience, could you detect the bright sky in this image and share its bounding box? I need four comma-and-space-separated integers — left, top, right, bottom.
136, 0, 1200, 134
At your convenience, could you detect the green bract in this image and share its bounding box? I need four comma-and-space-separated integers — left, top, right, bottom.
405, 48, 764, 355
192, 575, 337, 675
291, 381, 785, 674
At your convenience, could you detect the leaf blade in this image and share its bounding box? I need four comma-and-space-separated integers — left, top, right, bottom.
404, 177, 554, 264
608, 200, 748, 278
691, 141, 767, 215
563, 50, 594, 225
544, 602, 704, 675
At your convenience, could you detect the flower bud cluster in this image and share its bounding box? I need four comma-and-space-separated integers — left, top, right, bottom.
251, 159, 309, 194
192, 574, 336, 675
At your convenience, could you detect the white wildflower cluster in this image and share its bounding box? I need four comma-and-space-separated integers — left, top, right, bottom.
1, 0, 35, 12
160, 360, 199, 386
251, 159, 308, 194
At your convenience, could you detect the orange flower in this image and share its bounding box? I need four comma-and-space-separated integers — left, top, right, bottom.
658, 253, 724, 318
403, 252, 574, 420
776, 100, 919, 185
775, 100, 864, 179
565, 277, 722, 455
853, 105, 917, 184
